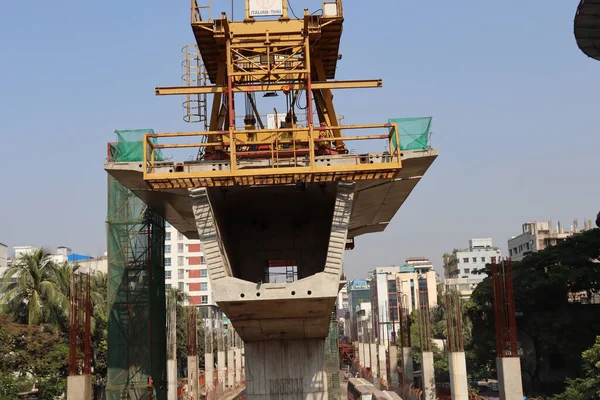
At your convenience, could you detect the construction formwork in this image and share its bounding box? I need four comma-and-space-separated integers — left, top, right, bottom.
324, 309, 341, 400
106, 130, 167, 400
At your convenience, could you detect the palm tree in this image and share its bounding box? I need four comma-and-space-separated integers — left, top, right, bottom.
0, 248, 63, 326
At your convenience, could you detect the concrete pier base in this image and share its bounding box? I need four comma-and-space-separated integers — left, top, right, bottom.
389, 346, 398, 384
496, 357, 524, 400
235, 347, 243, 384
188, 355, 199, 400
245, 339, 327, 400
359, 343, 366, 368
421, 351, 435, 400
205, 353, 214, 388
448, 352, 468, 400
378, 344, 387, 382
67, 375, 92, 400
167, 359, 177, 400
218, 351, 226, 388
370, 344, 378, 378
401, 347, 414, 385
227, 349, 235, 387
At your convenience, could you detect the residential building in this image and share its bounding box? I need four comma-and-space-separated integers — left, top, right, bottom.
165, 224, 216, 312
355, 302, 372, 343
78, 254, 108, 275
370, 260, 438, 346
347, 279, 371, 342
443, 238, 501, 298
507, 220, 593, 262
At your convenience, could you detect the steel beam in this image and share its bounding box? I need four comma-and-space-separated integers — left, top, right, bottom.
155, 79, 382, 96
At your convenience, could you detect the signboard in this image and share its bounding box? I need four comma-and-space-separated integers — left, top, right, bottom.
249, 0, 284, 17
267, 113, 286, 129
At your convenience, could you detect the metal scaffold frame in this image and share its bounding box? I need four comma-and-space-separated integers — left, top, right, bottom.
106, 136, 167, 400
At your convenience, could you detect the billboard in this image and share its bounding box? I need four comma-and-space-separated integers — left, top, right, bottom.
249, 0, 284, 17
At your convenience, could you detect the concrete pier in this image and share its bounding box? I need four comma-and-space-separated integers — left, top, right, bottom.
401, 347, 414, 385
188, 355, 199, 400
378, 344, 387, 382
67, 375, 92, 400
389, 346, 398, 384
235, 347, 243, 384
245, 339, 328, 400
448, 352, 468, 400
218, 350, 226, 388
167, 359, 177, 400
421, 351, 435, 400
205, 353, 214, 388
370, 343, 378, 378
227, 348, 235, 387
496, 357, 524, 400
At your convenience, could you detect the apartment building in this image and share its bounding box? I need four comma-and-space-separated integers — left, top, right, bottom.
165, 224, 216, 309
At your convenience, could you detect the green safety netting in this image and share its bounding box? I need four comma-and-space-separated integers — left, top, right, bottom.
389, 117, 432, 151
111, 129, 164, 162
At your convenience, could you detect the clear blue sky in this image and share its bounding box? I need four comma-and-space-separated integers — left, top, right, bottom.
0, 1, 598, 278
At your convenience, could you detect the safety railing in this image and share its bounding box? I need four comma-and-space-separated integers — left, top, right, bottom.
191, 0, 211, 23
143, 122, 401, 179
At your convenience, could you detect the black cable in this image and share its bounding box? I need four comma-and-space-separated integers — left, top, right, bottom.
287, 0, 300, 19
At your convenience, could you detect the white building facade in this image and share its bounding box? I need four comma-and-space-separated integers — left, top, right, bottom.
165, 224, 215, 308
0, 243, 7, 278
507, 220, 592, 262
443, 238, 502, 298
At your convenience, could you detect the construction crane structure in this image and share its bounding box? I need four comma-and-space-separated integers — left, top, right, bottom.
105, 0, 438, 398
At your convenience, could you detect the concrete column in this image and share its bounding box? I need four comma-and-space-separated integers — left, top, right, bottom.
358, 343, 366, 368
421, 351, 435, 400
496, 357, 524, 400
448, 352, 468, 400
389, 346, 398, 384
235, 347, 243, 384
245, 339, 328, 400
205, 353, 214, 389
188, 355, 199, 400
67, 375, 92, 399
370, 343, 378, 378
218, 350, 226, 388
378, 344, 387, 382
167, 359, 177, 400
227, 347, 235, 387
401, 347, 414, 385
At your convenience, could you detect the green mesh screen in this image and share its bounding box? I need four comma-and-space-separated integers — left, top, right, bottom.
106, 130, 167, 400
389, 117, 432, 151
324, 308, 341, 399
111, 129, 164, 162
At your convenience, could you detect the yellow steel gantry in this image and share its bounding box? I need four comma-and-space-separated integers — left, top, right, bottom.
144, 0, 403, 188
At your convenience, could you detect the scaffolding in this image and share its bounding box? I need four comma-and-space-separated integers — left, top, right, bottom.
106, 130, 167, 400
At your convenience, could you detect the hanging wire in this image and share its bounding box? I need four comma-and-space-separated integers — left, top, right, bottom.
287, 0, 300, 19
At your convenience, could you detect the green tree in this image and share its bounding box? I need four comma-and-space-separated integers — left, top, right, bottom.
1, 248, 66, 326
551, 336, 600, 400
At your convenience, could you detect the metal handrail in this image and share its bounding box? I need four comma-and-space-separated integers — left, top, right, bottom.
191, 0, 211, 23
143, 123, 401, 176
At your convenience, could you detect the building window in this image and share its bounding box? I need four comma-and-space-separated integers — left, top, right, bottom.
200, 255, 206, 264
165, 283, 171, 289
177, 232, 184, 241
178, 256, 184, 267
463, 258, 469, 263
388, 294, 397, 307
201, 282, 208, 291
165, 232, 171, 241
178, 269, 184, 280
201, 295, 208, 305
178, 282, 184, 291
165, 245, 171, 253
387, 280, 397, 293
472, 257, 477, 263
201, 269, 208, 278
165, 271, 172, 280
464, 269, 470, 274
525, 242, 530, 250
481, 257, 486, 262
491, 257, 497, 264
165, 258, 171, 267
509, 249, 513, 256
177, 243, 184, 253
